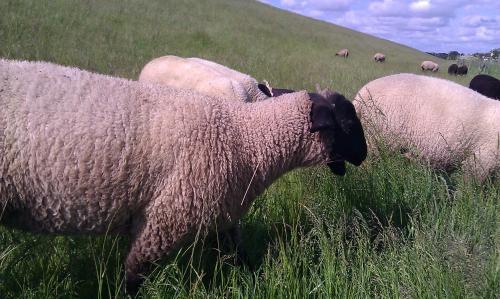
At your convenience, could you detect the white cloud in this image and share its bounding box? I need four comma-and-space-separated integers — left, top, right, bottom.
462, 15, 499, 28
280, 0, 353, 12
407, 17, 447, 31
310, 0, 352, 11
410, 0, 430, 12
264, 0, 500, 53
475, 26, 497, 41
368, 0, 408, 17
281, 0, 297, 6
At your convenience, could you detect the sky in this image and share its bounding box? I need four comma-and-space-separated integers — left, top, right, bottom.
257, 0, 500, 54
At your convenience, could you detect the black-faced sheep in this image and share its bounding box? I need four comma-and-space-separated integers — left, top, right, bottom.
0, 59, 367, 295
354, 73, 499, 181
138, 55, 270, 102
421, 61, 439, 72
457, 65, 468, 75
448, 63, 458, 75
335, 49, 349, 58
469, 74, 500, 100
373, 53, 385, 62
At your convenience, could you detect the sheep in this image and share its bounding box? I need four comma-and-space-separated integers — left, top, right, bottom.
138, 55, 270, 102
421, 60, 439, 72
469, 74, 500, 100
0, 58, 367, 295
457, 65, 468, 75
373, 53, 386, 62
354, 73, 499, 181
335, 48, 349, 58
448, 63, 458, 75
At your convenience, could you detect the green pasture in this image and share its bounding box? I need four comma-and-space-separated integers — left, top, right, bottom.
0, 0, 498, 298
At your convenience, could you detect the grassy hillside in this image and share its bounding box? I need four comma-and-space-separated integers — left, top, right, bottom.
1, 0, 462, 97
0, 0, 498, 298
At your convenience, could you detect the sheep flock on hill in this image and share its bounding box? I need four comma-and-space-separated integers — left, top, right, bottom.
0, 53, 499, 296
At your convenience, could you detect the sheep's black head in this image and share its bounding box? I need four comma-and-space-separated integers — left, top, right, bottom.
310, 86, 367, 176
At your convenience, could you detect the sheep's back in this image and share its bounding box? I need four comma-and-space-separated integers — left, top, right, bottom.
354, 73, 499, 170
0, 60, 198, 233
139, 56, 268, 102
0, 59, 245, 235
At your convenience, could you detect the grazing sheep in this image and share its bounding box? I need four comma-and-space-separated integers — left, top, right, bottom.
354, 73, 499, 180
421, 60, 439, 72
138, 55, 270, 102
457, 65, 468, 75
373, 53, 386, 62
470, 74, 500, 100
448, 63, 458, 75
335, 49, 349, 58
0, 59, 367, 294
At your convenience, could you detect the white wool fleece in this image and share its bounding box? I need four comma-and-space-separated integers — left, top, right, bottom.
138, 55, 269, 102
354, 73, 499, 180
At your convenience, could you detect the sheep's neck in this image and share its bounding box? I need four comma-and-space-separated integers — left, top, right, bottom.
233, 94, 327, 202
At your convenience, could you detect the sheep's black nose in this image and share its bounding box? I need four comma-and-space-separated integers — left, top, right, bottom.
347, 140, 367, 166
327, 161, 346, 176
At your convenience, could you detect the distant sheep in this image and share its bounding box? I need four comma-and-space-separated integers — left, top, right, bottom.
138, 55, 269, 102
421, 61, 439, 72
469, 74, 500, 100
457, 65, 468, 75
335, 49, 349, 58
448, 63, 458, 75
354, 73, 499, 181
373, 53, 385, 62
0, 59, 367, 295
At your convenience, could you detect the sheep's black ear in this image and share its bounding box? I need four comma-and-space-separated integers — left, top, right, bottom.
309, 93, 335, 133
258, 83, 273, 97
327, 161, 346, 176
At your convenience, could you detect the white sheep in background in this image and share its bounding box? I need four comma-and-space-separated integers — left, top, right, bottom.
138, 55, 270, 102
373, 53, 386, 62
421, 60, 439, 72
335, 48, 349, 58
0, 58, 367, 294
354, 73, 499, 181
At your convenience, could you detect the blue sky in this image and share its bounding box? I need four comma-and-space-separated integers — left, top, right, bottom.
257, 0, 500, 54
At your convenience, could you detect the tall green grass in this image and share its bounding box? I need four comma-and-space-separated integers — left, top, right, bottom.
0, 0, 499, 298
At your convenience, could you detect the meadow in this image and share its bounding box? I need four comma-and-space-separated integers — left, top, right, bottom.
0, 0, 498, 298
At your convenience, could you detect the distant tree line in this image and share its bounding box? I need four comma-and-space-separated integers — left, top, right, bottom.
473, 48, 499, 60
426, 48, 499, 60
426, 52, 450, 59
426, 51, 463, 60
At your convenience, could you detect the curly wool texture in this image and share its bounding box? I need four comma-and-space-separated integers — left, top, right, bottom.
0, 58, 332, 283
354, 73, 500, 180
138, 55, 269, 102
